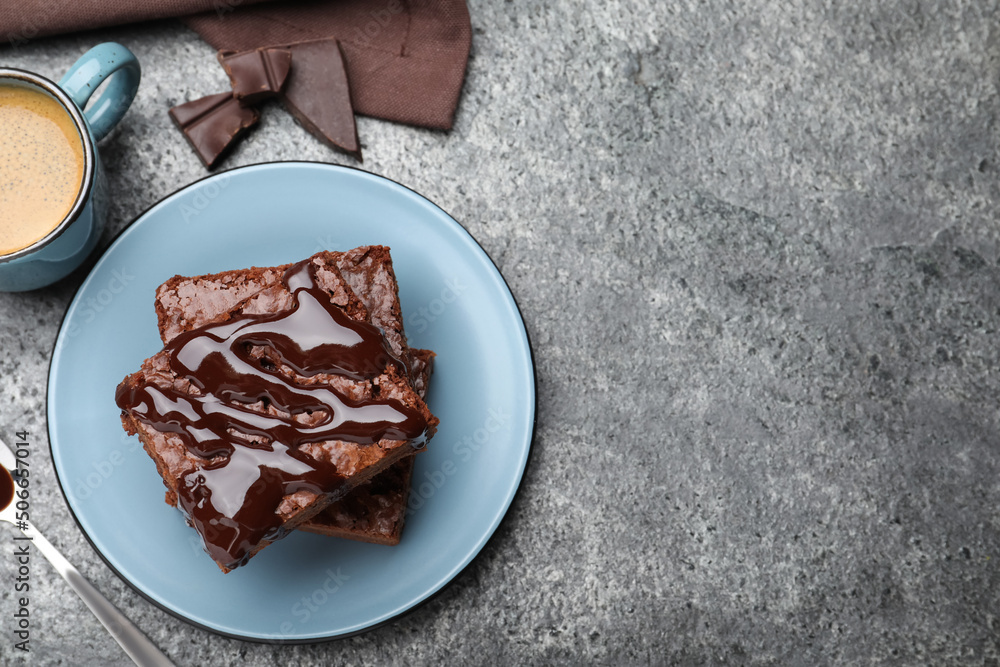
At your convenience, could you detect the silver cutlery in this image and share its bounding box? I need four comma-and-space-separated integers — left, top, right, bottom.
0, 435, 175, 667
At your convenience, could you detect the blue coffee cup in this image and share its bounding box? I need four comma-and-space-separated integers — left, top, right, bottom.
0, 42, 140, 292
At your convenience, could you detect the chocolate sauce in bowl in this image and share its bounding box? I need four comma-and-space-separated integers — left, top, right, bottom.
0, 467, 14, 512
115, 259, 428, 568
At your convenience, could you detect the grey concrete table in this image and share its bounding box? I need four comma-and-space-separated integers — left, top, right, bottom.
2, 2, 999, 665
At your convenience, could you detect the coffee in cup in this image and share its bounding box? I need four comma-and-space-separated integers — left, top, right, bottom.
0, 42, 140, 292
0, 83, 86, 257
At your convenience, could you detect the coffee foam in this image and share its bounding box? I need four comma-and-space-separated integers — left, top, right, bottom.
0, 83, 85, 256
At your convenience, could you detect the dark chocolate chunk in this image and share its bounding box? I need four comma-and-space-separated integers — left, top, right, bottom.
169, 92, 259, 169
279, 38, 361, 160
218, 48, 292, 105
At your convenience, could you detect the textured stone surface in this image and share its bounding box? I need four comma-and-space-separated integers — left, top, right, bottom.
2, 1, 1000, 664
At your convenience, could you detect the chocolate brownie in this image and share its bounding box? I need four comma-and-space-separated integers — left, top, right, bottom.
154, 247, 432, 543
116, 251, 437, 571
157, 246, 410, 358
301, 348, 433, 544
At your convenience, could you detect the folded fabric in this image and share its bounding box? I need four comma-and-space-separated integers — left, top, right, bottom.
185, 0, 471, 129
0, 0, 274, 41
0, 0, 471, 131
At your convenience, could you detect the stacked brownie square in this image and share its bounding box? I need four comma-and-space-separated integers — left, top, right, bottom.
116, 247, 437, 571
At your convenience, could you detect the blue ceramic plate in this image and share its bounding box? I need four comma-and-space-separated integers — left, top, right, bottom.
47, 163, 535, 642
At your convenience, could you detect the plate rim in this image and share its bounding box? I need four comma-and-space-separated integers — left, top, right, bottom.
45, 161, 538, 643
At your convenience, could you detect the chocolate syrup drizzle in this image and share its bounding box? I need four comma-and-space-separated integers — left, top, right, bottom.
116, 259, 427, 568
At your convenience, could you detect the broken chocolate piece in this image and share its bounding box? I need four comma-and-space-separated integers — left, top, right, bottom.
169, 92, 259, 169
218, 48, 293, 105
279, 38, 361, 160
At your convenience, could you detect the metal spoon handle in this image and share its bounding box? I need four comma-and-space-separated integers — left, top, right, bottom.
19, 522, 175, 667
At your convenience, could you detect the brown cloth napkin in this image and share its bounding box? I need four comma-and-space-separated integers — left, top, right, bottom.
0, 1, 275, 41
185, 0, 470, 130
1, 0, 471, 130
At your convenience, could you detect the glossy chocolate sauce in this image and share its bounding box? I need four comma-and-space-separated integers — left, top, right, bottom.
116, 259, 427, 568
0, 467, 14, 512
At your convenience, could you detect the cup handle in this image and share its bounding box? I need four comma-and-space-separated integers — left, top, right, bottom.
58, 42, 141, 143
